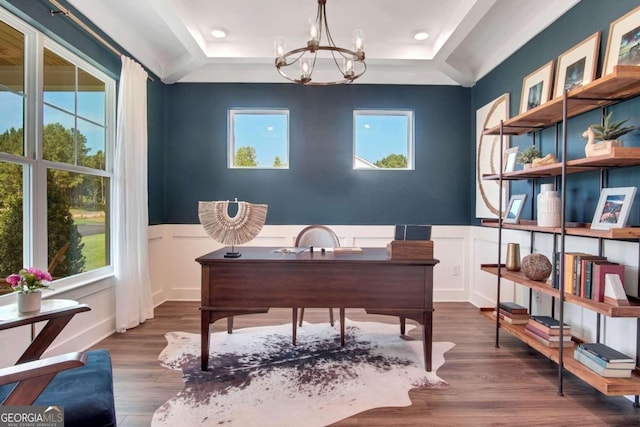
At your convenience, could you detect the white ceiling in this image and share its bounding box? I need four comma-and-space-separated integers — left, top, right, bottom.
65, 0, 579, 86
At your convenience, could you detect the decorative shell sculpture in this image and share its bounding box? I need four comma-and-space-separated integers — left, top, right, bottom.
198, 201, 268, 246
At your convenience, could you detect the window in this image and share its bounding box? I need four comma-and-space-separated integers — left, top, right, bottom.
0, 10, 115, 285
228, 109, 289, 168
353, 110, 414, 169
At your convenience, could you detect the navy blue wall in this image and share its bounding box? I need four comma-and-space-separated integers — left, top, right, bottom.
472, 0, 640, 226
8, 0, 640, 227
164, 83, 471, 225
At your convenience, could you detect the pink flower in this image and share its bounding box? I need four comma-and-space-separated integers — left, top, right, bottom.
6, 274, 20, 286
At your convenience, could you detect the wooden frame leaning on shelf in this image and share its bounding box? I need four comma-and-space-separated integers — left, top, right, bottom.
553, 31, 601, 98
520, 60, 554, 113
603, 4, 640, 76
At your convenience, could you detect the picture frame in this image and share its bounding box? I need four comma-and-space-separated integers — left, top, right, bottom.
503, 147, 518, 173
520, 60, 554, 113
590, 187, 637, 230
603, 5, 640, 76
503, 194, 527, 224
553, 32, 601, 98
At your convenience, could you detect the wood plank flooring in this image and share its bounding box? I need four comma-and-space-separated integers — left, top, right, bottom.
92, 302, 640, 426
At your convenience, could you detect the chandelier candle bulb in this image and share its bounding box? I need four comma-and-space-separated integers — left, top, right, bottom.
308, 18, 319, 49
353, 29, 365, 56
300, 57, 312, 81
344, 58, 354, 77
275, 37, 286, 58
537, 183, 561, 228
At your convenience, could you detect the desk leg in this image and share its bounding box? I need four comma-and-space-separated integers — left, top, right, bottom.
339, 308, 345, 347
423, 310, 433, 372
201, 311, 211, 371
292, 308, 298, 346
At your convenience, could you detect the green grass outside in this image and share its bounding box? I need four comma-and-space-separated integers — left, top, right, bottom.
81, 233, 107, 271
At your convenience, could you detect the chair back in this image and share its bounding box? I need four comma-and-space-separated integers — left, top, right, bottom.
295, 225, 340, 248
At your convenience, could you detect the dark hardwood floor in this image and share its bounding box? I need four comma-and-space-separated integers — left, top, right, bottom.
92, 301, 640, 426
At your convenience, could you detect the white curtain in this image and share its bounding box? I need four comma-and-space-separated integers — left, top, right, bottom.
114, 56, 154, 332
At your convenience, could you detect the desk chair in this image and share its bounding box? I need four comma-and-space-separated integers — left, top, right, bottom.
0, 350, 117, 427
293, 225, 345, 344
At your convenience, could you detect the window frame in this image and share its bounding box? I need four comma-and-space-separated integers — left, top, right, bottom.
0, 7, 116, 291
352, 109, 415, 170
228, 108, 290, 169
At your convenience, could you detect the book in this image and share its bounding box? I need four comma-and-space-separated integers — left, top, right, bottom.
577, 255, 606, 297
526, 318, 569, 336
574, 350, 632, 378
525, 328, 575, 348
530, 315, 570, 330
583, 259, 595, 299
592, 262, 624, 303
575, 345, 636, 369
578, 343, 634, 363
498, 302, 528, 314
494, 311, 530, 325
525, 324, 573, 342
551, 251, 560, 289
498, 308, 529, 319
564, 252, 588, 294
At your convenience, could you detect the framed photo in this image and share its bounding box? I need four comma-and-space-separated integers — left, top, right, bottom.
553, 32, 601, 98
504, 194, 527, 224
603, 5, 640, 76
591, 187, 637, 230
503, 147, 518, 173
520, 61, 554, 113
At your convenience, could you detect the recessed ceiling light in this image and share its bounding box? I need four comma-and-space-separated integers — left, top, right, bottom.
414, 31, 429, 41
211, 28, 227, 39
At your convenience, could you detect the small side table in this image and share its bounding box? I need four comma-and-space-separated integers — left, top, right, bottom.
0, 299, 91, 364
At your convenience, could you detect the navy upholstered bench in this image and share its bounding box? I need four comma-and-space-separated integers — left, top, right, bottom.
0, 349, 116, 427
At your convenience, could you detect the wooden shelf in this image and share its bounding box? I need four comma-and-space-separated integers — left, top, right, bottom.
480, 310, 640, 396
484, 65, 640, 135
480, 219, 640, 240
482, 147, 640, 181
481, 264, 640, 317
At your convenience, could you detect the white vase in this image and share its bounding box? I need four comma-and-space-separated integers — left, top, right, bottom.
537, 183, 561, 228
18, 291, 42, 313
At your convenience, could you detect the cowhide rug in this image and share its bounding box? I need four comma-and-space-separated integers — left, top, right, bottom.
152, 318, 454, 427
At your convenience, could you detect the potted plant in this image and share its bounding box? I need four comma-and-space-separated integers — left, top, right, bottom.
6, 267, 53, 312
516, 145, 542, 169
582, 112, 636, 157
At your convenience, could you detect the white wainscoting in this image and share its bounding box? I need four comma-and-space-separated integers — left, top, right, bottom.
148, 224, 470, 304
2, 224, 636, 372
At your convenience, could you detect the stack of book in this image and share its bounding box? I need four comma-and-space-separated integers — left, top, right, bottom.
574, 343, 635, 378
494, 302, 529, 324
524, 315, 573, 348
552, 252, 624, 302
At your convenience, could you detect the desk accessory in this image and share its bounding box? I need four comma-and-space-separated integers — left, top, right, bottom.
394, 224, 431, 240
199, 199, 268, 258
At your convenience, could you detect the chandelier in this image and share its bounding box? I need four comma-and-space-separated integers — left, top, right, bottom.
274, 0, 366, 85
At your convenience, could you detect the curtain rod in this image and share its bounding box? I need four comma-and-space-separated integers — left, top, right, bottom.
48, 0, 154, 81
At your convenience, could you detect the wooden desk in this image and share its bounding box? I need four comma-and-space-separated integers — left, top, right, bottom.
197, 247, 438, 371
0, 299, 91, 364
